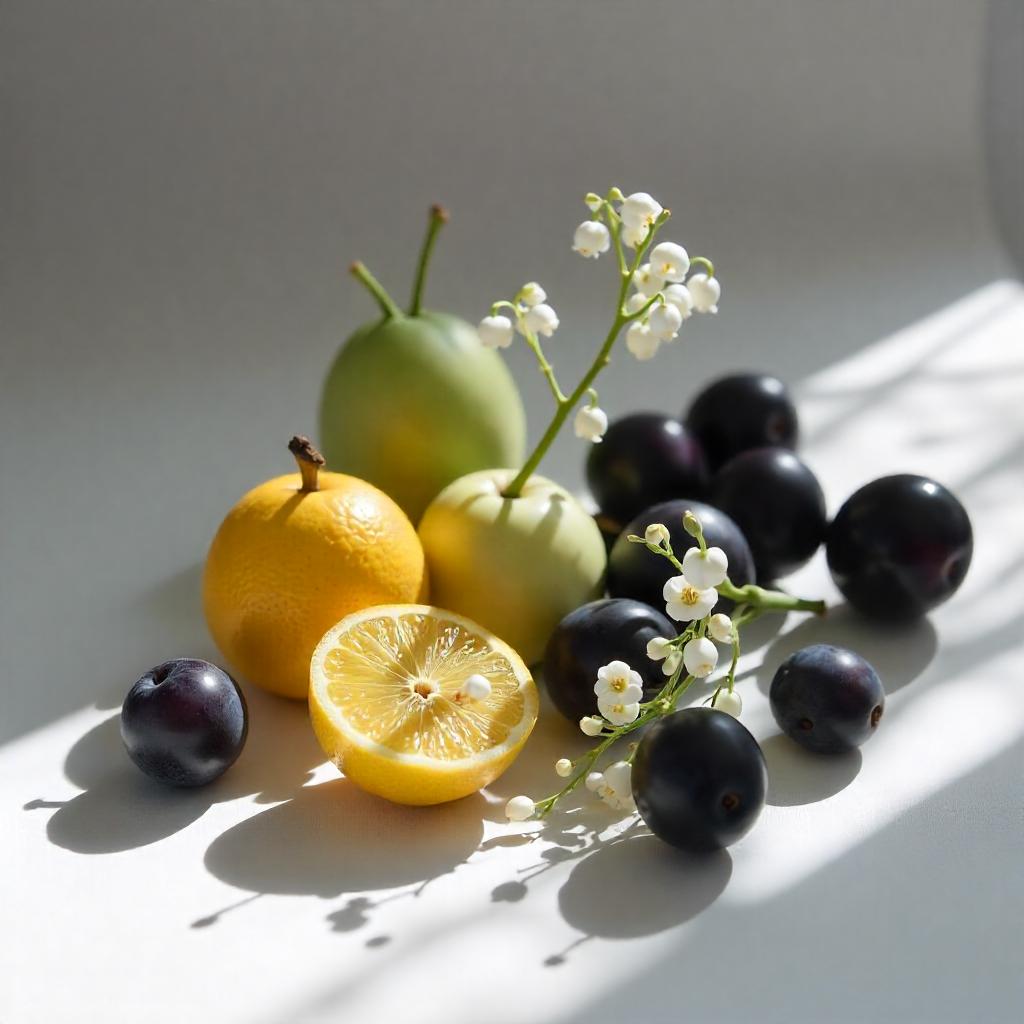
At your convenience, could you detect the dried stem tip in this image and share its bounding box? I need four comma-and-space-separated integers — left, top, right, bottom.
430, 203, 450, 223
288, 435, 326, 492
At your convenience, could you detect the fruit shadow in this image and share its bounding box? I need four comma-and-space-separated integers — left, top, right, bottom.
198, 778, 487, 933
489, 810, 732, 967
753, 603, 937, 697
759, 733, 863, 806
28, 687, 325, 855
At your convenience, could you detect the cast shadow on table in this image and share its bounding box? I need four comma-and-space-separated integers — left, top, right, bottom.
481, 808, 732, 966
199, 778, 487, 933
752, 603, 937, 697
26, 687, 324, 855
759, 733, 862, 806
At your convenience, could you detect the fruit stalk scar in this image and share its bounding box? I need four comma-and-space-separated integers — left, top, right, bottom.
288, 435, 327, 493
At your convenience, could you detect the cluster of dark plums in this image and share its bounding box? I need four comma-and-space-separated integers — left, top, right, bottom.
541, 373, 973, 852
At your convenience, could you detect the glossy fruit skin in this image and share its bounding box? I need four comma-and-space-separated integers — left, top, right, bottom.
770, 644, 885, 754
418, 470, 607, 665
685, 373, 798, 471
710, 448, 827, 581
826, 474, 972, 622
319, 311, 526, 522
607, 499, 755, 615
543, 599, 676, 723
586, 413, 709, 525
632, 708, 767, 852
121, 659, 248, 787
204, 470, 428, 699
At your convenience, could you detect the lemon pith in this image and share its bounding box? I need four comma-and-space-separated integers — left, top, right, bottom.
310, 605, 538, 806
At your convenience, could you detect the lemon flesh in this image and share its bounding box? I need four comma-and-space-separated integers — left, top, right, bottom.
310, 605, 538, 805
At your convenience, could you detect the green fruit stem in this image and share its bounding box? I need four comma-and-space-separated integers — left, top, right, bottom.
409, 204, 449, 316
349, 260, 403, 321
288, 435, 326, 492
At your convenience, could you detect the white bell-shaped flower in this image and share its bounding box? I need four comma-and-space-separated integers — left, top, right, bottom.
649, 242, 690, 283
663, 283, 694, 320
625, 322, 660, 361
682, 545, 729, 589
687, 273, 721, 313
683, 636, 719, 678
573, 404, 608, 443
649, 302, 683, 342
523, 302, 559, 337
477, 315, 514, 349
572, 220, 611, 258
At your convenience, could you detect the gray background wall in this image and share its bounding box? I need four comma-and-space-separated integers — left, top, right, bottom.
0, 0, 1017, 740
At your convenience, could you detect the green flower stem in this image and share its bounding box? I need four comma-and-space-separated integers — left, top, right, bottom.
523, 329, 567, 405
349, 260, 403, 321
535, 664, 699, 817
718, 579, 826, 616
690, 256, 715, 277
409, 204, 449, 316
656, 543, 827, 618
502, 210, 671, 499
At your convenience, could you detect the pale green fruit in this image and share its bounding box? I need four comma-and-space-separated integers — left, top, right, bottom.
319, 310, 525, 522
418, 469, 607, 664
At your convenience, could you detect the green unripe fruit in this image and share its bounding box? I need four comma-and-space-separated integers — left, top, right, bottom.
318, 208, 526, 522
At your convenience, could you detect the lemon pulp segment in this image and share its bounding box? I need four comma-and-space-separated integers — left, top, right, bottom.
320, 611, 526, 758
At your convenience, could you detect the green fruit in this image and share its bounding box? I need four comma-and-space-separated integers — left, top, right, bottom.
318, 208, 526, 522
418, 469, 608, 665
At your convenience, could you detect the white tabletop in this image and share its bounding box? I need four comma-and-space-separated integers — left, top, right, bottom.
4, 281, 1023, 1023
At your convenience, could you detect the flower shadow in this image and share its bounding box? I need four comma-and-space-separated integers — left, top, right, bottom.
199, 777, 486, 932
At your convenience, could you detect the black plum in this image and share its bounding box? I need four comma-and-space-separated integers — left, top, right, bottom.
826, 474, 972, 622
632, 708, 767, 852
685, 373, 798, 471
770, 644, 885, 754
607, 499, 756, 615
586, 413, 709, 525
121, 658, 248, 787
710, 448, 827, 581
543, 598, 675, 723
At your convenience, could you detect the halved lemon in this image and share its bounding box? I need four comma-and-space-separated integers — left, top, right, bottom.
309, 604, 539, 805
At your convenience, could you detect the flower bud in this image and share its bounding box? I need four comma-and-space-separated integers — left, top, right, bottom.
644, 523, 671, 547
505, 795, 536, 821
519, 282, 546, 308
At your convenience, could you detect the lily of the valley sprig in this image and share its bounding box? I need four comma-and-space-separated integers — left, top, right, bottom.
504, 509, 826, 822
477, 188, 720, 499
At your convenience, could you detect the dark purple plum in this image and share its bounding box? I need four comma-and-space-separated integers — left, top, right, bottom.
543, 598, 675, 723
685, 373, 798, 471
632, 708, 767, 852
586, 413, 709, 525
607, 499, 755, 616
826, 474, 972, 622
769, 644, 885, 754
710, 448, 827, 581
121, 658, 248, 787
